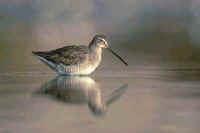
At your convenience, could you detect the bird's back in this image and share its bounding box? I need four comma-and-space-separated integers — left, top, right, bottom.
33, 45, 89, 66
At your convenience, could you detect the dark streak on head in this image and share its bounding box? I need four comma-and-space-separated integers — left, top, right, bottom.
89, 34, 108, 47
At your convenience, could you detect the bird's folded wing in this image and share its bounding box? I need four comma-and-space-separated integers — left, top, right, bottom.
33, 45, 88, 65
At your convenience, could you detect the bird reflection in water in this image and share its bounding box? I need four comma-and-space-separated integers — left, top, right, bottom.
38, 76, 128, 116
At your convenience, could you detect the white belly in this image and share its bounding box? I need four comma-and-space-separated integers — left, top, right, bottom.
56, 61, 101, 75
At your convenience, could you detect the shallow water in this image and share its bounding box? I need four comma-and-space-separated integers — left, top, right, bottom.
0, 66, 200, 133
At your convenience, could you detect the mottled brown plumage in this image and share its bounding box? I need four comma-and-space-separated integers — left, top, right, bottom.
33, 45, 88, 65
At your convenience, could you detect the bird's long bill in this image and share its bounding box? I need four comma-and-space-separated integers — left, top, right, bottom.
107, 47, 128, 66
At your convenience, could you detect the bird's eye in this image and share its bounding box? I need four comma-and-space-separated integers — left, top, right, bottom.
97, 39, 102, 43
98, 38, 105, 44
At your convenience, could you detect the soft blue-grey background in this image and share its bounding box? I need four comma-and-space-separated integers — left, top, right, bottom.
1, 0, 200, 71
1, 0, 200, 133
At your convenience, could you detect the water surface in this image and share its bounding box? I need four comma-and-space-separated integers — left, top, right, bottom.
0, 66, 200, 133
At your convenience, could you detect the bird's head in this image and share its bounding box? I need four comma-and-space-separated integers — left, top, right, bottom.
89, 34, 128, 66
90, 34, 109, 49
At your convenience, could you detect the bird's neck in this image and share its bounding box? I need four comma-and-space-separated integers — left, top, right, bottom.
89, 44, 102, 55
89, 44, 102, 66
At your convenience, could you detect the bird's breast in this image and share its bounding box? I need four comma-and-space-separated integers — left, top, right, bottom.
56, 48, 102, 75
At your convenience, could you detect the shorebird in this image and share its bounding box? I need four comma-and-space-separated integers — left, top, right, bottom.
32, 34, 128, 75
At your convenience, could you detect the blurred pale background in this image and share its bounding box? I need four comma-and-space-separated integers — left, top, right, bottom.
1, 0, 200, 73
1, 1, 200, 133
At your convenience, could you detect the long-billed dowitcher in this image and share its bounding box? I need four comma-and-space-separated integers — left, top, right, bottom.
32, 34, 128, 75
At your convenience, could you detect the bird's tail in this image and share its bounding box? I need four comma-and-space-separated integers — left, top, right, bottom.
32, 51, 47, 57
32, 51, 57, 71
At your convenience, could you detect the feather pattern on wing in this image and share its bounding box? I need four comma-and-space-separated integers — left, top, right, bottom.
33, 45, 89, 66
